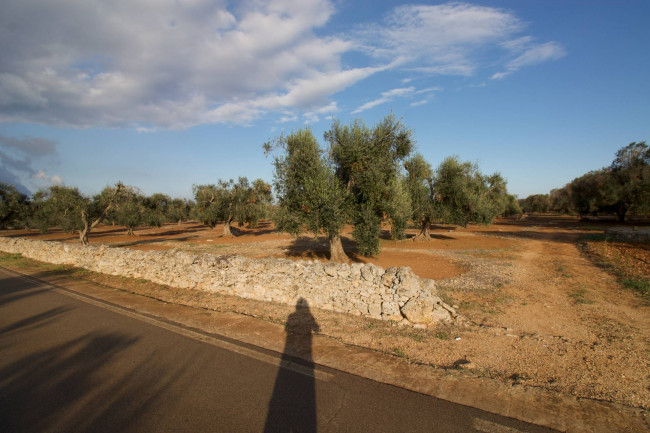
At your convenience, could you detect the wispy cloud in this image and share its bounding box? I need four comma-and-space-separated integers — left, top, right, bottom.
357, 3, 565, 80
352, 87, 415, 114
352, 86, 440, 114
492, 40, 566, 79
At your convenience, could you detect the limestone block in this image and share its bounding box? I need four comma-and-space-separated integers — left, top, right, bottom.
368, 302, 382, 319
401, 297, 435, 325
324, 264, 339, 277
431, 307, 453, 323
381, 301, 402, 321
360, 265, 374, 282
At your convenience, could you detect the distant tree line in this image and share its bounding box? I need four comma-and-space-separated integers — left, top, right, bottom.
519, 142, 649, 221
0, 182, 195, 244
1, 114, 522, 259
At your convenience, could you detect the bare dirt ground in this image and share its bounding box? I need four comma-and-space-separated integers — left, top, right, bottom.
2, 215, 649, 411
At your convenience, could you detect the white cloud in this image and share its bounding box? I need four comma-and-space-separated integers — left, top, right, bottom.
32, 170, 63, 186
352, 87, 415, 114
491, 41, 566, 79
0, 1, 565, 128
358, 3, 564, 80
352, 85, 439, 114
0, 0, 371, 128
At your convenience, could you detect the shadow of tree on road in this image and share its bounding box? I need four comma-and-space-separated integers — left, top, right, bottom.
0, 331, 186, 433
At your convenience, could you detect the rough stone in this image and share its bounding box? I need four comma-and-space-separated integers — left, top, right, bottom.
0, 237, 458, 328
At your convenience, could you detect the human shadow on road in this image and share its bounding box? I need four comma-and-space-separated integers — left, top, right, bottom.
264, 298, 320, 433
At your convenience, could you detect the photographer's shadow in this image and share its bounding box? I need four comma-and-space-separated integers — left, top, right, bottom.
264, 298, 320, 433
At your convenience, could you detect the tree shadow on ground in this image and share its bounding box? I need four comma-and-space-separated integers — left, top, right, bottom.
108, 236, 196, 248
264, 298, 319, 433
480, 230, 585, 245
240, 221, 280, 236
0, 330, 187, 433
379, 229, 456, 242
283, 236, 365, 263
0, 274, 52, 307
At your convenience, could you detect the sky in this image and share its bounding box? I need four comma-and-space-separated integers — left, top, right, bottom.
0, 0, 648, 199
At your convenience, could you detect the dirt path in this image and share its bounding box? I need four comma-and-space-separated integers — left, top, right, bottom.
440, 230, 649, 408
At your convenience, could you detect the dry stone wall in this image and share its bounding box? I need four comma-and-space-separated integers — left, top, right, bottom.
0, 237, 456, 326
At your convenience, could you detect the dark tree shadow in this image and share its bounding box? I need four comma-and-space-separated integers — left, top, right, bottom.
264, 298, 320, 433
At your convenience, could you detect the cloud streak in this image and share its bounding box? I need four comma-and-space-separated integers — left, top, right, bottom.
358, 3, 564, 80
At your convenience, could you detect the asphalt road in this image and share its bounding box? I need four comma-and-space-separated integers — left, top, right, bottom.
0, 267, 556, 433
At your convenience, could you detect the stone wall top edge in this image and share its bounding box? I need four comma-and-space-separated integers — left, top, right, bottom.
0, 236, 421, 277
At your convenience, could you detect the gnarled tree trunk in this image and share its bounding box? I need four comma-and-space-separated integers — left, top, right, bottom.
79, 184, 123, 246
414, 219, 431, 241
328, 233, 349, 263
222, 216, 234, 237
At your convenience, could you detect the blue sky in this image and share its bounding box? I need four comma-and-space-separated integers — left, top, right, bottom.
1, 0, 648, 199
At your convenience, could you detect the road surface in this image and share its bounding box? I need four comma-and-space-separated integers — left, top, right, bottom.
0, 266, 556, 432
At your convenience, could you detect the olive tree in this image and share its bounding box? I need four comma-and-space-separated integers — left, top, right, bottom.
326, 115, 414, 256
266, 128, 349, 262
33, 183, 123, 245
193, 177, 269, 236
111, 186, 146, 235
608, 141, 650, 220
405, 153, 435, 240
167, 198, 192, 225
432, 156, 507, 227
243, 179, 272, 228
0, 182, 30, 229
144, 193, 171, 228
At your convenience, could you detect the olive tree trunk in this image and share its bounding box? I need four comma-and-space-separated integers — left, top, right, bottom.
328, 233, 349, 263
222, 216, 234, 237
79, 184, 123, 246
414, 219, 431, 241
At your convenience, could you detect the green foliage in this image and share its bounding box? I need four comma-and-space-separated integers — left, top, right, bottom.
405, 153, 435, 234
570, 170, 617, 216
519, 194, 550, 213
432, 156, 507, 226
352, 202, 381, 256
503, 194, 522, 216
111, 186, 146, 235
269, 128, 348, 240
385, 174, 411, 240
193, 177, 270, 232
144, 193, 171, 227
326, 115, 414, 255
566, 142, 649, 221
166, 198, 192, 223
31, 185, 87, 233
621, 278, 649, 297
244, 179, 272, 228
0, 182, 30, 229
30, 183, 123, 244
609, 141, 650, 218
549, 186, 572, 213
192, 184, 220, 228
